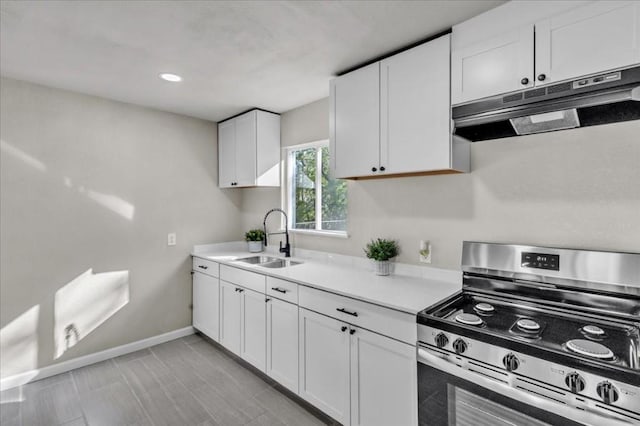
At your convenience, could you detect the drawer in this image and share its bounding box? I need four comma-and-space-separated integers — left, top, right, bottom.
220, 264, 266, 294
298, 286, 416, 345
192, 257, 219, 278
266, 276, 299, 304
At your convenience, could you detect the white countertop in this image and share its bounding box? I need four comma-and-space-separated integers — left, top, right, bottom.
192, 243, 461, 315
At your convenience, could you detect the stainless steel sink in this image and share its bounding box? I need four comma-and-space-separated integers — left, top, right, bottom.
236, 256, 280, 264
236, 256, 302, 268
260, 259, 302, 268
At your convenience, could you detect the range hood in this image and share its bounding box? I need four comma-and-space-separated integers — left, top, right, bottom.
453, 66, 640, 142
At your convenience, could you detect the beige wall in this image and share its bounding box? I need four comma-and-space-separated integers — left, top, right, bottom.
0, 78, 242, 378
242, 97, 640, 270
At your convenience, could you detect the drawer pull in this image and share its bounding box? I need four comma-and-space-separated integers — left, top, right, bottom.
341, 326, 348, 332
350, 328, 356, 335
337, 308, 358, 317
271, 287, 288, 294
198, 265, 208, 270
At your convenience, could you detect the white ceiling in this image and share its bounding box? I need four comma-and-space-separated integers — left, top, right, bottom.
1, 0, 503, 122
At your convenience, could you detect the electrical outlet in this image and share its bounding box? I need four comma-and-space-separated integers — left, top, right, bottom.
419, 240, 432, 263
167, 233, 176, 246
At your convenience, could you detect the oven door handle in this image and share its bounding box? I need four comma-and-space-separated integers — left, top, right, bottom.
417, 346, 638, 426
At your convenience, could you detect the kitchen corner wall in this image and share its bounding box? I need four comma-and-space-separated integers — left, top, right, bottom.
0, 78, 242, 379
241, 97, 640, 270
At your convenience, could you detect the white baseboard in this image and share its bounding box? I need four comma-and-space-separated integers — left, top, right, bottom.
0, 326, 195, 391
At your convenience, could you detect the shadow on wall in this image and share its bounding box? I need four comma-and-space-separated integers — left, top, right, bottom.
1, 140, 136, 221
54, 269, 129, 359
0, 140, 132, 385
0, 269, 129, 388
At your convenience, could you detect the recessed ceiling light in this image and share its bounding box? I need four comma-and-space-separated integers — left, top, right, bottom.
159, 73, 182, 82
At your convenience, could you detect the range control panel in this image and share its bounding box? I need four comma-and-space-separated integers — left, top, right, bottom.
521, 252, 559, 270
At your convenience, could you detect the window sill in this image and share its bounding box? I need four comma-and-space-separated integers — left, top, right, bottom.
290, 229, 349, 239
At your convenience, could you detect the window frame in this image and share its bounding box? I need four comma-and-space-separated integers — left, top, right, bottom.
283, 140, 348, 238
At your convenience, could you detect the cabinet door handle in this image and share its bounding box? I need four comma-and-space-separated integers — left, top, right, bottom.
521, 77, 529, 85
371, 167, 377, 172
198, 265, 208, 269
537, 74, 546, 81
238, 288, 244, 293
337, 308, 358, 317
379, 166, 385, 171
265, 298, 271, 302
341, 326, 348, 332
350, 328, 356, 335
271, 287, 288, 294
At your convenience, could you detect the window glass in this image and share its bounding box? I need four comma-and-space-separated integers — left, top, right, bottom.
288, 143, 347, 233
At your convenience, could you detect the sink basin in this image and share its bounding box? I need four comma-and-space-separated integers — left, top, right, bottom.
237, 256, 280, 264
261, 259, 303, 268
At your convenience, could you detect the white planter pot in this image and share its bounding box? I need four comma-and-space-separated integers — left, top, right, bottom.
248, 241, 263, 253
374, 260, 391, 276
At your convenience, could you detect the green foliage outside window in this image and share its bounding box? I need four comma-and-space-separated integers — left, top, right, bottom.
292, 146, 347, 231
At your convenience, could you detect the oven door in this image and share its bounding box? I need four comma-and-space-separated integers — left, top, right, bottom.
417, 345, 634, 426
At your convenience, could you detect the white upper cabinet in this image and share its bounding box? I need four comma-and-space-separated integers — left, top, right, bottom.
218, 109, 280, 188
381, 35, 454, 174
330, 34, 468, 179
535, 1, 640, 87
451, 26, 534, 105
330, 62, 380, 179
452, 1, 640, 105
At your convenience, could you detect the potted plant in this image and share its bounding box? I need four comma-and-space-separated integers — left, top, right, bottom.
245, 229, 265, 253
364, 238, 399, 276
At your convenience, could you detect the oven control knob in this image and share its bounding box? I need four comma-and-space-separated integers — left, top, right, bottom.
597, 381, 619, 404
503, 353, 520, 372
565, 372, 586, 393
452, 338, 467, 354
434, 333, 449, 348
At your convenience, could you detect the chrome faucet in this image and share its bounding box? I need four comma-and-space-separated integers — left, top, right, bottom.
263, 208, 291, 258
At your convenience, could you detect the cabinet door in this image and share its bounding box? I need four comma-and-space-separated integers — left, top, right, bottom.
330, 62, 380, 178
451, 25, 534, 104
240, 288, 266, 371
219, 281, 241, 354
234, 111, 257, 187
350, 327, 417, 426
298, 308, 350, 424
192, 272, 220, 342
266, 298, 299, 393
535, 1, 640, 86
380, 35, 451, 174
218, 120, 236, 188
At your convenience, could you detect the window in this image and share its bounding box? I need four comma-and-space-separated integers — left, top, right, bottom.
286, 141, 347, 234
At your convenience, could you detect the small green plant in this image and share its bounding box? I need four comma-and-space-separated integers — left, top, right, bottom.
245, 229, 265, 242
364, 238, 399, 261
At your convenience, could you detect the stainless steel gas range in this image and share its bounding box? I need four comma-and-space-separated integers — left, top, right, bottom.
417, 242, 640, 426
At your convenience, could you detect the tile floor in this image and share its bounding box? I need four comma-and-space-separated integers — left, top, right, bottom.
0, 334, 337, 426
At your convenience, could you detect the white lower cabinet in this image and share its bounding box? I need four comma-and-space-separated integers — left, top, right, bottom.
266, 297, 299, 393
350, 327, 417, 426
240, 288, 267, 371
192, 271, 220, 341
219, 280, 242, 354
299, 307, 417, 426
299, 308, 351, 424
195, 263, 418, 425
